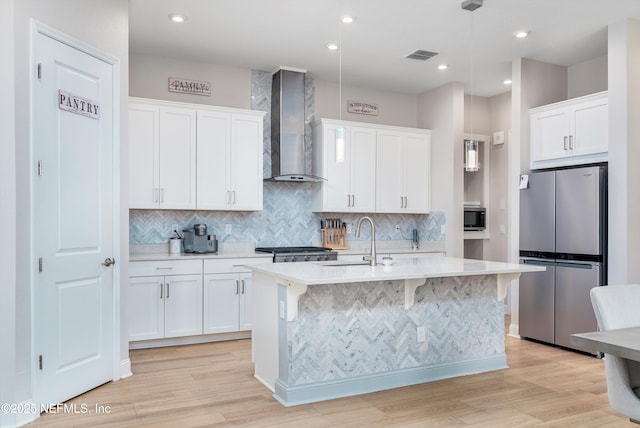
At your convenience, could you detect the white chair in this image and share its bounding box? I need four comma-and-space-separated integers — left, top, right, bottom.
590, 284, 640, 423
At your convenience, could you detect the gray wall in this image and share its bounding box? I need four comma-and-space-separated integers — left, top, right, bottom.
13, 0, 129, 409
568, 55, 608, 98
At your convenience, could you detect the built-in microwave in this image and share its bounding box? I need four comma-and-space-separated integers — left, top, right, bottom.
464, 207, 486, 231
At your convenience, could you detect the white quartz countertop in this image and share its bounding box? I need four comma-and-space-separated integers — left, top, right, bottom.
129, 251, 272, 262
248, 256, 545, 286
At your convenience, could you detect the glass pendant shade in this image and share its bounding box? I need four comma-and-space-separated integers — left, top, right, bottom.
464, 139, 480, 172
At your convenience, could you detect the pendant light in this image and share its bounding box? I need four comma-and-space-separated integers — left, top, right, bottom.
335, 0, 346, 163
463, 0, 481, 172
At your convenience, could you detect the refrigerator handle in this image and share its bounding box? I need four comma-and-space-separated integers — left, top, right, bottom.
522, 259, 557, 267
557, 262, 595, 269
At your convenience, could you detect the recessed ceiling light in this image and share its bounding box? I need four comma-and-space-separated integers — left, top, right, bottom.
503, 79, 513, 85
438, 64, 448, 70
169, 13, 186, 23
514, 30, 529, 39
327, 43, 339, 51
341, 16, 355, 24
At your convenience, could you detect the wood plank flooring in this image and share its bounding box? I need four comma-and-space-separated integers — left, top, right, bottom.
27, 321, 633, 427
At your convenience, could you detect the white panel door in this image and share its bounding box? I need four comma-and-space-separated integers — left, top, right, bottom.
203, 274, 240, 334
239, 273, 253, 331
163, 275, 203, 338
571, 99, 608, 157
34, 31, 115, 405
323, 124, 351, 211
531, 108, 569, 161
196, 110, 230, 209
129, 277, 164, 341
159, 107, 196, 209
128, 103, 159, 208
231, 114, 263, 210
404, 133, 430, 213
376, 131, 404, 213
349, 126, 377, 212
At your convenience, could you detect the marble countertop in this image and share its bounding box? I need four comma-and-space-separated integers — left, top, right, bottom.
247, 256, 545, 286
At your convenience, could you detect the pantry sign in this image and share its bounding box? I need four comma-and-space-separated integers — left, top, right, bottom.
58, 90, 100, 120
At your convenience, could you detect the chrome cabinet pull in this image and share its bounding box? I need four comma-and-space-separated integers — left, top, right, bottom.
564, 136, 568, 150
154, 187, 158, 203
241, 279, 246, 294
569, 135, 574, 149
236, 280, 240, 294
160, 188, 165, 203
352, 194, 355, 207
232, 190, 237, 204
347, 194, 351, 207
166, 283, 170, 299
160, 283, 163, 299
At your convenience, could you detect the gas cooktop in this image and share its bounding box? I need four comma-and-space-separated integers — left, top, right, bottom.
255, 246, 338, 263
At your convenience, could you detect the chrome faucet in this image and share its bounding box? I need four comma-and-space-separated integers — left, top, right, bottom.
355, 216, 377, 266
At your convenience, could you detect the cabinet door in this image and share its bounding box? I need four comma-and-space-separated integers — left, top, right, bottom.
322, 124, 352, 211
129, 276, 164, 341
349, 126, 376, 212
376, 131, 404, 213
238, 273, 252, 331
203, 274, 240, 334
163, 274, 203, 338
159, 107, 197, 209
530, 108, 569, 162
403, 132, 430, 214
129, 103, 160, 209
230, 113, 263, 210
570, 98, 608, 157
196, 110, 230, 210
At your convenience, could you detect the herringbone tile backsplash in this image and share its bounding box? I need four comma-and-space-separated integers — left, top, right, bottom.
129, 70, 446, 247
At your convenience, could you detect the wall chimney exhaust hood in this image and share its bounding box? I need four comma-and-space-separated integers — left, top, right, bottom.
267, 67, 325, 182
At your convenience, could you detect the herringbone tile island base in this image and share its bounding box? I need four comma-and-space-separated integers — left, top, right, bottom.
28, 318, 629, 427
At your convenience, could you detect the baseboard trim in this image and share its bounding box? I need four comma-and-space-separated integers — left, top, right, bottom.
129, 331, 251, 350
119, 358, 132, 379
13, 399, 38, 427
274, 354, 507, 407
508, 322, 520, 338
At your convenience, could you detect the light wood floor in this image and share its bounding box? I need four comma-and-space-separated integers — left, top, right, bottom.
28, 322, 633, 427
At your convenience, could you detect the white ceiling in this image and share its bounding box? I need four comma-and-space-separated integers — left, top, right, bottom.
129, 0, 640, 97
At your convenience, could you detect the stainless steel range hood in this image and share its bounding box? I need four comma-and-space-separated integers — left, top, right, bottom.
267, 67, 325, 182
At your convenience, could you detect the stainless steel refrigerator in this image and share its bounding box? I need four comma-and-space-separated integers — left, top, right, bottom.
519, 164, 607, 353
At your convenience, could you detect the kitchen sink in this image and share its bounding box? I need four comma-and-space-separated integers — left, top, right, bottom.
317, 260, 371, 267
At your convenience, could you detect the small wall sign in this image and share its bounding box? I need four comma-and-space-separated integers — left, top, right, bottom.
168, 77, 211, 96
347, 100, 378, 116
58, 90, 100, 119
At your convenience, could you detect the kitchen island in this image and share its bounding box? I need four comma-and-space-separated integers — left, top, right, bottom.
248, 255, 544, 406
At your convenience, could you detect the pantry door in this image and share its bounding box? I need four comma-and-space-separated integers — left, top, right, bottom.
33, 22, 119, 406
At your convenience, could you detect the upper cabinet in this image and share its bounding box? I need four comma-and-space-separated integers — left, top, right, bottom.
376, 129, 431, 214
530, 91, 608, 170
129, 98, 264, 211
129, 103, 196, 209
197, 111, 263, 210
311, 118, 431, 214
312, 120, 376, 212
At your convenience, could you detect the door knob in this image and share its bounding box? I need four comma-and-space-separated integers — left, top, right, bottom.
101, 257, 116, 267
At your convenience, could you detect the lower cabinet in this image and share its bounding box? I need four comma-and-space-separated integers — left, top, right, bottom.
203, 272, 252, 333
129, 273, 203, 341
203, 258, 267, 334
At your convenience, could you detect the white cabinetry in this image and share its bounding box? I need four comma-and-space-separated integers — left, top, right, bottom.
376, 129, 431, 213
129, 97, 264, 211
530, 91, 608, 169
197, 111, 263, 210
129, 260, 203, 341
203, 258, 268, 334
312, 119, 431, 213
129, 102, 197, 209
312, 120, 376, 212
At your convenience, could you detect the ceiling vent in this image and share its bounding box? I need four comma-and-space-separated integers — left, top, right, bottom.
461, 0, 483, 11
406, 50, 438, 61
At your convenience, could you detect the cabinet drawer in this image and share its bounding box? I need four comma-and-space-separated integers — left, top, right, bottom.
130, 259, 203, 277
204, 257, 271, 274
